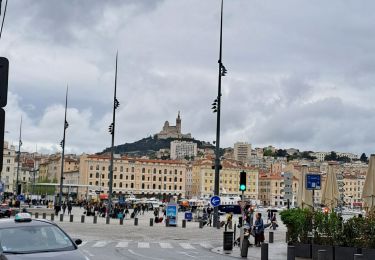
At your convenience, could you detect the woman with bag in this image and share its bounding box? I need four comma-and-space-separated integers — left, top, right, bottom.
254, 213, 265, 247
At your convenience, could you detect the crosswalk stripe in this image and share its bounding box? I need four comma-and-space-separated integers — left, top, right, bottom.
138, 242, 150, 248
199, 242, 212, 249
179, 243, 195, 249
115, 241, 129, 248
92, 241, 108, 247
159, 242, 173, 248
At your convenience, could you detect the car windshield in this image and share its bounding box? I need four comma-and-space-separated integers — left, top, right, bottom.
0, 225, 75, 254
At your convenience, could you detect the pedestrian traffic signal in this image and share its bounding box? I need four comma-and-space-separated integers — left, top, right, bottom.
239, 170, 246, 191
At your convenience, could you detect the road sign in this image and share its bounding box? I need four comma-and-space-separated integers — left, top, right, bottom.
210, 196, 221, 207
306, 174, 321, 190
17, 194, 24, 201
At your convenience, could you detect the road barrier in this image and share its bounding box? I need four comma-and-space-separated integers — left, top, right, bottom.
261, 243, 268, 260
60, 214, 63, 222
134, 218, 138, 226
149, 218, 153, 227
93, 215, 97, 224
269, 231, 274, 243
182, 219, 186, 228
70, 215, 74, 222
287, 246, 295, 260
317, 250, 327, 260
81, 215, 85, 223
42, 213, 46, 219
51, 214, 54, 221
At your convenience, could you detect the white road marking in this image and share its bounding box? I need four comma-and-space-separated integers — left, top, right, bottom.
115, 241, 129, 248
92, 241, 109, 247
179, 243, 195, 249
159, 242, 173, 248
128, 249, 165, 260
199, 242, 213, 249
178, 251, 197, 258
138, 242, 150, 248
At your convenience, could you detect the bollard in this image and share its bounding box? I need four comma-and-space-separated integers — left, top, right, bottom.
318, 249, 327, 260
261, 243, 269, 260
269, 231, 274, 243
35, 212, 39, 219
106, 217, 110, 224
134, 217, 138, 226
51, 214, 54, 221
353, 254, 363, 260
182, 219, 186, 228
150, 218, 153, 227
42, 213, 46, 219
240, 237, 249, 257
70, 215, 74, 222
120, 217, 123, 225
93, 215, 97, 224
199, 220, 203, 229
286, 231, 289, 243
234, 223, 236, 244
223, 231, 234, 251
287, 246, 295, 260
217, 220, 220, 229
60, 214, 63, 222
81, 215, 85, 223
165, 218, 169, 227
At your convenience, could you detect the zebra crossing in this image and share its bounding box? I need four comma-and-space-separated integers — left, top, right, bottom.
80, 240, 215, 250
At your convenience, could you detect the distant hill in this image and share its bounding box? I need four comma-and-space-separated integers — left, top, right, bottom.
100, 136, 214, 156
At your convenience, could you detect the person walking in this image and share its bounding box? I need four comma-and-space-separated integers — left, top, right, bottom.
271, 213, 277, 230
254, 213, 265, 247
67, 201, 72, 215
62, 202, 67, 215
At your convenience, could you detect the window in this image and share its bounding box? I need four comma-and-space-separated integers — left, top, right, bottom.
126, 184, 128, 188
119, 182, 123, 188
114, 183, 116, 187
174, 177, 177, 182
142, 175, 145, 181
89, 173, 93, 178
96, 165, 99, 170
153, 176, 156, 181
89, 182, 92, 185
142, 168, 145, 173
164, 169, 167, 174
120, 174, 123, 179
180, 178, 182, 182
131, 175, 134, 180
159, 177, 162, 181
164, 176, 167, 182
131, 183, 134, 188
114, 175, 117, 180
90, 166, 93, 170
96, 172, 99, 178
114, 167, 117, 171
102, 166, 105, 171
131, 167, 134, 173
175, 170, 177, 174
95, 181, 98, 185
126, 175, 128, 180
153, 184, 156, 189
6, 167, 9, 172
120, 166, 123, 172
153, 168, 156, 174
159, 170, 162, 174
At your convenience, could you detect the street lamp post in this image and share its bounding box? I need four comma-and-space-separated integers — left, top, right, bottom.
212, 0, 227, 228
108, 52, 120, 218
15, 117, 22, 196
58, 86, 69, 208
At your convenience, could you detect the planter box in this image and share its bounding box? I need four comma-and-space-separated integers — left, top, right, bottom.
312, 244, 334, 260
362, 248, 375, 260
292, 243, 312, 258
334, 246, 360, 260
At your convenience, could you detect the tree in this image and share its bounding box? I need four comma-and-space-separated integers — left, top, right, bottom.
263, 149, 274, 157
360, 153, 368, 163
324, 151, 338, 161
276, 149, 288, 157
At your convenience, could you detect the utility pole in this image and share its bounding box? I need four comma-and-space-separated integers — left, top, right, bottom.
212, 0, 227, 228
58, 86, 69, 208
108, 52, 120, 218
15, 116, 22, 196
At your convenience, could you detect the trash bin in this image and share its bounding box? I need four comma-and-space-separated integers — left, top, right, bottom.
223, 231, 234, 251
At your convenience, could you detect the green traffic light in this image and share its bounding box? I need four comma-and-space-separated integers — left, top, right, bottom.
239, 184, 246, 191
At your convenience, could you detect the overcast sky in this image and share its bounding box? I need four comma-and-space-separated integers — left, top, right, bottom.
1, 0, 375, 156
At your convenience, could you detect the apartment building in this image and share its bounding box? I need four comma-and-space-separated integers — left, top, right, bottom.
170, 140, 197, 160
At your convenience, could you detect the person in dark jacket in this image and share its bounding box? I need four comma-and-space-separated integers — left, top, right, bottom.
254, 213, 265, 247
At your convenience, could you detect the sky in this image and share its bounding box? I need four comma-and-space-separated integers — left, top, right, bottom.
1, 0, 375, 156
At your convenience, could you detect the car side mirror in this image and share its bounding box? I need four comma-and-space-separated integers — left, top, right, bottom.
75, 239, 82, 246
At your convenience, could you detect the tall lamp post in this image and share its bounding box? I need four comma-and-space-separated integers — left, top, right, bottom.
15, 117, 22, 196
108, 52, 120, 217
212, 0, 227, 228
58, 86, 69, 208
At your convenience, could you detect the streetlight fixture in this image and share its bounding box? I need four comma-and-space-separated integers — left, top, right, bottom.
108, 52, 120, 218
212, 0, 227, 228
58, 86, 69, 208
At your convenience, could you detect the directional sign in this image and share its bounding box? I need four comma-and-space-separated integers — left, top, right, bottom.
210, 196, 221, 207
17, 194, 24, 201
306, 174, 321, 190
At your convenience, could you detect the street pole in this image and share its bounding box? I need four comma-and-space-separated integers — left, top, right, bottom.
59, 86, 69, 208
108, 52, 120, 218
15, 116, 22, 196
213, 0, 226, 229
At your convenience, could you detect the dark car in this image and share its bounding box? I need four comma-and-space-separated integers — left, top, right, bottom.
0, 213, 89, 259
0, 205, 11, 218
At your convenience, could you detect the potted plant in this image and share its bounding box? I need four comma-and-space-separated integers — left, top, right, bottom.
280, 208, 313, 258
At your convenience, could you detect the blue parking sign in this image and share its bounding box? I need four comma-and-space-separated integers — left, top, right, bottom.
306, 174, 321, 190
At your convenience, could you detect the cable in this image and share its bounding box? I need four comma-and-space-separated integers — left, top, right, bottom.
0, 0, 8, 41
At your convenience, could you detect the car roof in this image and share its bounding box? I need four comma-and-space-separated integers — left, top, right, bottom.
0, 218, 56, 229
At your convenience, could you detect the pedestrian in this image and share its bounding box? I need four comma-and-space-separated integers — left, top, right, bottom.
254, 213, 265, 247
62, 203, 67, 215
271, 213, 277, 230
67, 201, 72, 215
267, 209, 272, 223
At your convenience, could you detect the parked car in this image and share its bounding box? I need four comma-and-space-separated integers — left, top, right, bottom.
0, 204, 12, 218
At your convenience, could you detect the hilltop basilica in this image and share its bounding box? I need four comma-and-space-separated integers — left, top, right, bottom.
156, 112, 192, 139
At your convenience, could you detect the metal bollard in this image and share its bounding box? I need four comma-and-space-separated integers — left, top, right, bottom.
42, 213, 46, 219
93, 215, 97, 224
240, 237, 249, 257
106, 217, 110, 224
81, 215, 85, 223
120, 218, 123, 225
51, 214, 54, 221
269, 231, 274, 243
318, 249, 327, 260
134, 218, 138, 226
261, 243, 269, 260
182, 219, 186, 228
35, 212, 39, 218
60, 214, 63, 222
70, 215, 73, 222
217, 220, 220, 229
234, 223, 236, 244
165, 218, 169, 227
353, 254, 363, 260
199, 220, 203, 229
287, 246, 295, 260
150, 218, 153, 226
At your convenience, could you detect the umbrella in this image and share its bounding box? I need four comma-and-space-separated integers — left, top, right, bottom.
296, 164, 313, 209
321, 164, 339, 210
362, 154, 375, 212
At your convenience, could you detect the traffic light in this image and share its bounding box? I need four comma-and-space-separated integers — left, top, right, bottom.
239, 170, 246, 191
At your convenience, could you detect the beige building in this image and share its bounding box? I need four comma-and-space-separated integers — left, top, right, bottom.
342, 175, 365, 208
191, 158, 258, 200
234, 142, 251, 163
38, 154, 79, 182
1, 141, 17, 192
79, 154, 187, 200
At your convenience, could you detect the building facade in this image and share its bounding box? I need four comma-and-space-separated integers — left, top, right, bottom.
156, 112, 191, 139
170, 140, 197, 160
